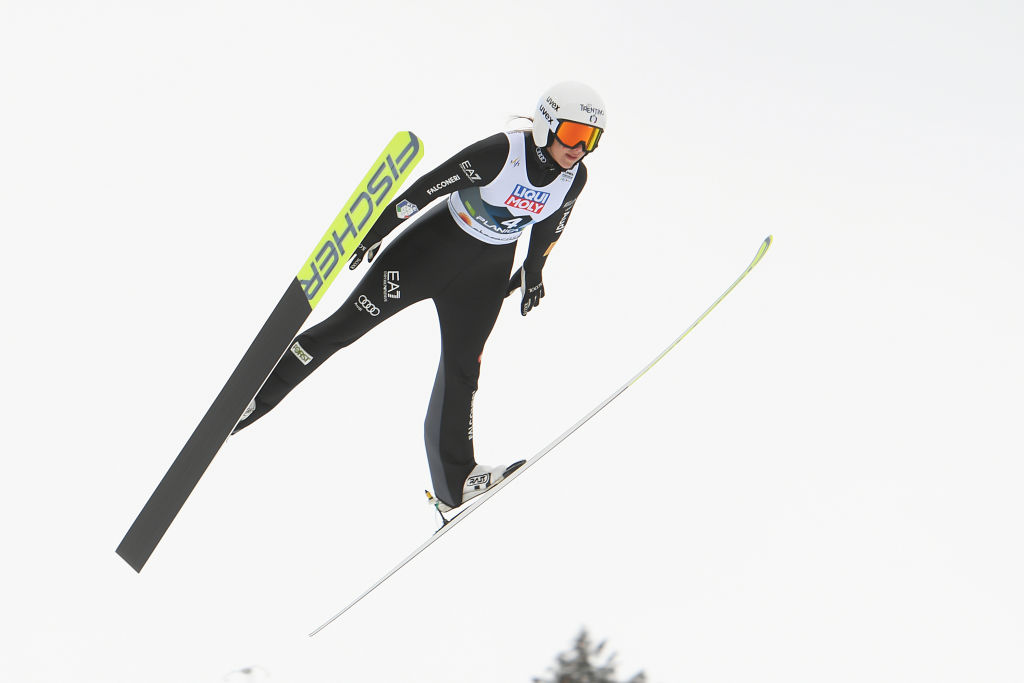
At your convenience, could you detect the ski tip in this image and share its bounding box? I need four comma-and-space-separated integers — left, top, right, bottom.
396, 130, 423, 148
748, 235, 772, 269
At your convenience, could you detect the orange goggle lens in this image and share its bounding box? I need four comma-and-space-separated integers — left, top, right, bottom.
554, 120, 603, 152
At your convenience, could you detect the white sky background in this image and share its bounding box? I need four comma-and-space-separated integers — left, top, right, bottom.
1, 1, 1022, 681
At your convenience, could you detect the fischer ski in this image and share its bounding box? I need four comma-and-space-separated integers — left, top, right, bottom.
116, 132, 425, 572
308, 235, 773, 635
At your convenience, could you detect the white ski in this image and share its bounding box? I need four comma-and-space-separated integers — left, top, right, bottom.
309, 235, 773, 636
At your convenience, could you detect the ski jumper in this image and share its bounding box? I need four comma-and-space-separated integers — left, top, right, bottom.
234, 131, 588, 507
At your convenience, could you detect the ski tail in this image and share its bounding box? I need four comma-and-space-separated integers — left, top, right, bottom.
116, 281, 311, 572
116, 132, 425, 572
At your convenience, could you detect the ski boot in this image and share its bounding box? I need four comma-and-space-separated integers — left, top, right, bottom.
427, 460, 527, 515
230, 399, 257, 435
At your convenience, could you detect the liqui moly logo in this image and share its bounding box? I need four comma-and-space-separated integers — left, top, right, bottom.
505, 184, 550, 214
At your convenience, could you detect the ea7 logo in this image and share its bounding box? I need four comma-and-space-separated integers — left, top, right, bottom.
355, 294, 381, 317
459, 160, 481, 182
383, 270, 401, 300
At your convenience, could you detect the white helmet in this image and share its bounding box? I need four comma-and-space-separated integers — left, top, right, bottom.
532, 81, 607, 152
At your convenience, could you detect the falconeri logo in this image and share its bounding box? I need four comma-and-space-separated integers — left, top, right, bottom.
426, 175, 460, 195
505, 184, 550, 214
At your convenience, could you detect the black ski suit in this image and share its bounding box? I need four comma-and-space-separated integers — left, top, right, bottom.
234, 131, 588, 507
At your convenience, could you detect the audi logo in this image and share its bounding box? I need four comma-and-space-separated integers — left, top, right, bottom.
357, 295, 381, 316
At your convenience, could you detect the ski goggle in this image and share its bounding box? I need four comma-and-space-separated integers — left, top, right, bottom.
554, 120, 603, 152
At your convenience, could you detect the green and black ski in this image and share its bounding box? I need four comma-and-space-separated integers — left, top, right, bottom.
116, 132, 425, 572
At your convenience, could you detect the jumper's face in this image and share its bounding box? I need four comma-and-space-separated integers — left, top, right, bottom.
548, 136, 586, 170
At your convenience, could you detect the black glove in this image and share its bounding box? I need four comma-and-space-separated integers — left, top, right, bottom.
348, 226, 385, 270
506, 267, 545, 316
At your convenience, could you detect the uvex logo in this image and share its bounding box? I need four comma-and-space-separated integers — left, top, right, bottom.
538, 104, 556, 126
